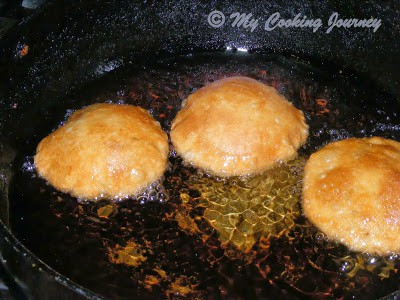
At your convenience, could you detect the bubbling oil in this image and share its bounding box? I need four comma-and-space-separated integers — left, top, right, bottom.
177, 157, 305, 252
22, 155, 169, 203
8, 52, 400, 299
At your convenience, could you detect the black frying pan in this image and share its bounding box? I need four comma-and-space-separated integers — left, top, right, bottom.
0, 1, 399, 299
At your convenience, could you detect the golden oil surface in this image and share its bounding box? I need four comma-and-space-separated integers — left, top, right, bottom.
179, 158, 305, 251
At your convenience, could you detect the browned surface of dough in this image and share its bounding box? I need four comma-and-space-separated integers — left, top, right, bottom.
35, 103, 168, 199
171, 76, 309, 176
302, 137, 400, 253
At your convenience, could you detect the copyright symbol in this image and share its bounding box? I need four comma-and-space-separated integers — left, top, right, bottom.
207, 10, 225, 28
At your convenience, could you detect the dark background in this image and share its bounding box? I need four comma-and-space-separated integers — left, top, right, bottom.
0, 0, 399, 104
0, 1, 398, 299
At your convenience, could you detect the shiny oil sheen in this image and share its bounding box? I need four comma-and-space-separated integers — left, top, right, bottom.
8, 52, 400, 299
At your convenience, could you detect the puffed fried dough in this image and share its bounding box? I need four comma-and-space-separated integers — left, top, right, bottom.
34, 103, 169, 199
170, 76, 309, 176
302, 137, 400, 253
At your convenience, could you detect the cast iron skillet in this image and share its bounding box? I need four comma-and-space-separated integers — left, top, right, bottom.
0, 1, 399, 299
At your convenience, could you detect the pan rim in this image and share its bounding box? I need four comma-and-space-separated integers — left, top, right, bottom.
0, 218, 104, 299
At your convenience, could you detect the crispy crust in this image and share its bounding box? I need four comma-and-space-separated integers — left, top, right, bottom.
170, 76, 309, 176
302, 137, 400, 253
34, 103, 169, 199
